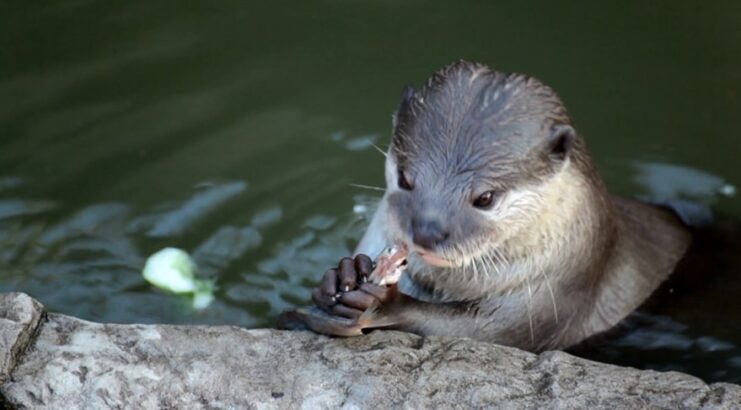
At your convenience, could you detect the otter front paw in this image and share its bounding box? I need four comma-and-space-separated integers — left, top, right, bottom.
311, 254, 392, 319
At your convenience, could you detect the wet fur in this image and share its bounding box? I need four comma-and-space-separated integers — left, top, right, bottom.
353, 61, 690, 351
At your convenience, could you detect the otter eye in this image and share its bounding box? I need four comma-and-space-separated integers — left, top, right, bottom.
473, 191, 497, 209
397, 169, 413, 191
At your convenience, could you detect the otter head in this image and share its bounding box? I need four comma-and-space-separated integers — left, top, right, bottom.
384, 61, 588, 273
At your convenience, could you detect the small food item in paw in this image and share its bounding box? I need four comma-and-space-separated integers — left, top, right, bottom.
368, 244, 408, 286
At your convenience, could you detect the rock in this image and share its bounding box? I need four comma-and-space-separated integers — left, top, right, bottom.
0, 293, 739, 409
0, 293, 43, 384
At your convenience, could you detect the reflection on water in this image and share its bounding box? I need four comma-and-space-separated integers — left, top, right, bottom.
574, 311, 741, 383
634, 162, 736, 203
1, 0, 740, 384
0, 175, 371, 327
633, 162, 736, 225
0, 198, 57, 220
130, 180, 248, 237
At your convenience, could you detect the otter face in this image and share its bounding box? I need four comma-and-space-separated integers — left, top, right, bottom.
383, 61, 580, 269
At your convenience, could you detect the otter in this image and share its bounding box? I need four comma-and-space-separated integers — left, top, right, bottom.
279, 60, 691, 352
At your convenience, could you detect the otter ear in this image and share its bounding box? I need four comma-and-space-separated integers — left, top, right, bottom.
399, 85, 415, 112
545, 124, 576, 162
393, 85, 416, 129
401, 85, 415, 102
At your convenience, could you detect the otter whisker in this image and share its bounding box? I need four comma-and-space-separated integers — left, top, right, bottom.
525, 274, 535, 347
489, 247, 507, 277
349, 183, 386, 192
371, 143, 388, 157
540, 265, 559, 324
468, 247, 489, 290
481, 252, 499, 278
470, 258, 479, 286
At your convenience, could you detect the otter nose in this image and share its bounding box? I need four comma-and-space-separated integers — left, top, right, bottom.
412, 219, 449, 250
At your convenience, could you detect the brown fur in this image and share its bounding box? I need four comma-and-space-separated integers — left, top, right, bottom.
352, 61, 691, 351
282, 61, 691, 352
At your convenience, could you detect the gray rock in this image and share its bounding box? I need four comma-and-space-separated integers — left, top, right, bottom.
0, 293, 739, 409
0, 293, 43, 384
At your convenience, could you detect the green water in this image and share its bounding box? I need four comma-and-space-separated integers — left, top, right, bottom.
1, 1, 740, 383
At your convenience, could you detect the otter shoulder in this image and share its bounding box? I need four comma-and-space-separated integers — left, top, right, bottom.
584, 196, 691, 337
611, 196, 691, 271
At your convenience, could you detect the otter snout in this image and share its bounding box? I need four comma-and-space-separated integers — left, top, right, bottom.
411, 218, 449, 250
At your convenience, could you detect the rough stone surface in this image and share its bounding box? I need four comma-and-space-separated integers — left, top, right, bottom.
0, 293, 739, 409
0, 293, 43, 385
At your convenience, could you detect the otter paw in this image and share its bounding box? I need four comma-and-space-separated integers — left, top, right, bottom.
311, 254, 377, 319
